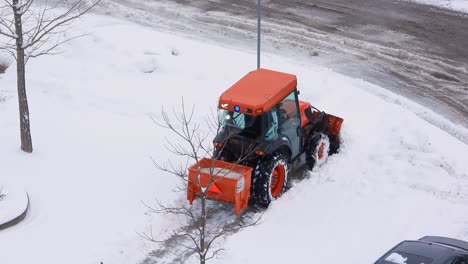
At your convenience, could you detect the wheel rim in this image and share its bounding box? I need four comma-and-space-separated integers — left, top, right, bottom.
270, 164, 285, 198
317, 142, 326, 160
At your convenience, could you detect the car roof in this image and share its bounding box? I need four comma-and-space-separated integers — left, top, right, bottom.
218, 68, 297, 116
420, 236, 468, 252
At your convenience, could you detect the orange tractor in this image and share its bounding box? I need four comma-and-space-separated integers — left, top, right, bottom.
187, 69, 343, 214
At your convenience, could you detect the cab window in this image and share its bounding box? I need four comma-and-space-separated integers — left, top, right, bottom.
278, 91, 300, 133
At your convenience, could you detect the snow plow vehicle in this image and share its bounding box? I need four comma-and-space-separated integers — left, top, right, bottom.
187, 69, 343, 214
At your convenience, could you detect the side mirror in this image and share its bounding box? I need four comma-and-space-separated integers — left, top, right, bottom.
297, 90, 301, 95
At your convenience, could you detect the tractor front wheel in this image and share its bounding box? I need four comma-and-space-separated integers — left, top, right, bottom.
251, 153, 289, 207
306, 132, 331, 170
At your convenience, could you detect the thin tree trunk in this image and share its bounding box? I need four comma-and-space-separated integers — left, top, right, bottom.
13, 1, 33, 153
200, 193, 206, 264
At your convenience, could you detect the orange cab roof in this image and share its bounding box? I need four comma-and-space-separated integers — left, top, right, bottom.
218, 68, 297, 115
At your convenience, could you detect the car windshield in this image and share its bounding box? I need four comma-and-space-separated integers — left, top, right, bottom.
218, 110, 257, 129
378, 251, 434, 264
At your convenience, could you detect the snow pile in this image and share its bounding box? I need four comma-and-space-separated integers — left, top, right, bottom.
408, 0, 468, 13
0, 13, 467, 264
385, 253, 408, 264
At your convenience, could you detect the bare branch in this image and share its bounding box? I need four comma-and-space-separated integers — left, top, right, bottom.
23, 0, 101, 50
0, 28, 17, 39
205, 248, 223, 261
145, 100, 263, 263
0, 14, 16, 38
16, 0, 35, 16
26, 33, 85, 61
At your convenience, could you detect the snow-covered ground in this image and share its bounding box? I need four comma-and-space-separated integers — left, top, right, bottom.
0, 13, 467, 264
409, 0, 468, 13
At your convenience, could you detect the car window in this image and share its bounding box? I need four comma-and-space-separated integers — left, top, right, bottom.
378, 251, 433, 264
444, 257, 468, 264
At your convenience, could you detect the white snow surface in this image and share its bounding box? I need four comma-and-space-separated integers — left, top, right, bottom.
407, 0, 468, 13
0, 13, 468, 264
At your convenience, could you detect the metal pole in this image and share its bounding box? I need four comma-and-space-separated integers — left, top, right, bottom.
257, 0, 261, 69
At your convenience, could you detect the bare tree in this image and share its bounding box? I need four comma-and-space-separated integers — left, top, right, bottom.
143, 101, 261, 264
0, 0, 100, 152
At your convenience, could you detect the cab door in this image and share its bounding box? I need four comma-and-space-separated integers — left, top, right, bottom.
277, 90, 302, 158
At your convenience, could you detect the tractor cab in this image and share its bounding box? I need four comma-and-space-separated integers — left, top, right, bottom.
214, 69, 304, 163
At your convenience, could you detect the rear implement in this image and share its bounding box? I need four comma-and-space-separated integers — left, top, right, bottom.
187, 158, 252, 215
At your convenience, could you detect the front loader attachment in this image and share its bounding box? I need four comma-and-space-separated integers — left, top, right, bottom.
323, 113, 344, 137
187, 158, 252, 215
300, 101, 344, 137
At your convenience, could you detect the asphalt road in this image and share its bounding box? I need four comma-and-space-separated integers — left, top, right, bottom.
102, 0, 468, 136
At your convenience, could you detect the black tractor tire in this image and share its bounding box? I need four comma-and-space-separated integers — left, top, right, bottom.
306, 132, 331, 171
251, 153, 289, 207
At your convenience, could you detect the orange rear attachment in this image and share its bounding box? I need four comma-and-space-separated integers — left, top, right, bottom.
187, 158, 252, 215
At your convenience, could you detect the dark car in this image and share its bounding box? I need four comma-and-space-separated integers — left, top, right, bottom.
375, 236, 468, 264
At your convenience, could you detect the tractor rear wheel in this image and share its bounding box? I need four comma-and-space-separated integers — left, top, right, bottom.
306, 132, 331, 170
251, 153, 289, 207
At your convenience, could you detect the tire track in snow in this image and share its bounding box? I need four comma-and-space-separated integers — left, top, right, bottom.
140, 168, 308, 264
141, 201, 262, 264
